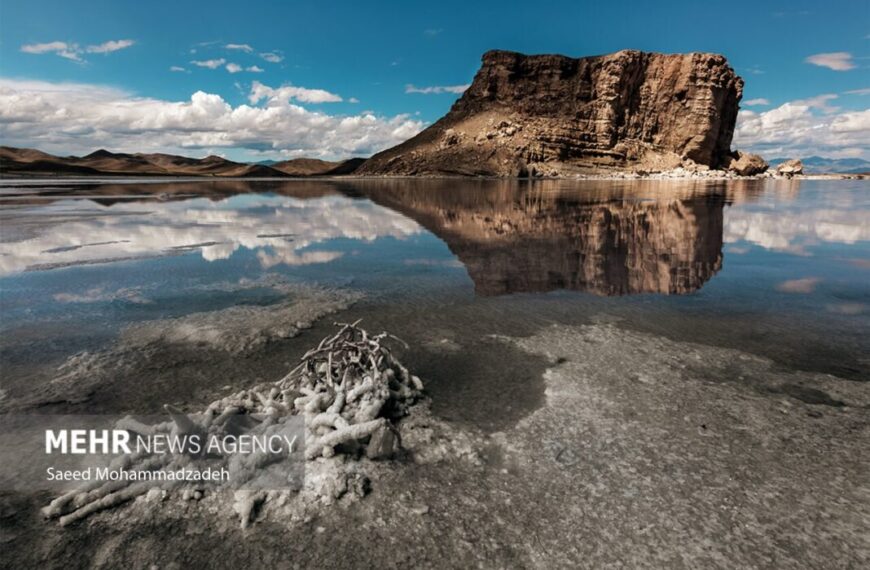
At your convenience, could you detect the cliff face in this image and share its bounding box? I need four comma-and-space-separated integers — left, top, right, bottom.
358, 50, 744, 176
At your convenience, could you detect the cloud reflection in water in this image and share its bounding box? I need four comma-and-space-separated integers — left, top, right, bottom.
0, 194, 423, 275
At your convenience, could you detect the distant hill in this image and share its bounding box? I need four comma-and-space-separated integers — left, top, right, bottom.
271, 157, 366, 176
768, 156, 870, 174
0, 147, 367, 178
326, 158, 367, 175
0, 146, 288, 177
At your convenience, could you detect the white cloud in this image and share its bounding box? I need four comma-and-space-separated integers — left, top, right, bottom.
845, 87, 870, 95
792, 93, 841, 114
86, 39, 135, 54
805, 52, 855, 71
225, 43, 253, 53
0, 78, 425, 160
248, 80, 343, 104
225, 63, 242, 73
169, 66, 187, 73
21, 39, 134, 61
20, 41, 83, 62
405, 84, 469, 94
21, 41, 71, 54
743, 98, 770, 106
260, 52, 283, 63
191, 58, 226, 69
734, 94, 870, 159
423, 29, 443, 37
348, 97, 360, 104
246, 65, 264, 73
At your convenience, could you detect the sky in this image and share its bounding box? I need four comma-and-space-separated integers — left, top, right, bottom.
0, 0, 868, 161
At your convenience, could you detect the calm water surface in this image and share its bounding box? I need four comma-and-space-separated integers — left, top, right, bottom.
0, 179, 867, 427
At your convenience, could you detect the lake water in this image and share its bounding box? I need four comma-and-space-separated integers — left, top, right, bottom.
0, 178, 867, 428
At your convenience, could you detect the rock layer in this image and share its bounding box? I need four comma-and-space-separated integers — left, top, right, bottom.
358, 49, 744, 176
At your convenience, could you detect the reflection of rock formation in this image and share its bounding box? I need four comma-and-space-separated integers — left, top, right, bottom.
6, 178, 738, 295
350, 180, 726, 296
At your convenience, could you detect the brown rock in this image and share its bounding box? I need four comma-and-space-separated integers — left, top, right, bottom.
775, 159, 803, 177
366, 424, 399, 459
358, 49, 744, 176
726, 151, 768, 176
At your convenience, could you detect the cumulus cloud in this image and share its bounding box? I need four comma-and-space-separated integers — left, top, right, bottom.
0, 78, 425, 159
225, 43, 253, 53
86, 39, 135, 54
221, 63, 261, 74
260, 52, 283, 63
405, 84, 469, 94
21, 39, 134, 61
792, 94, 840, 113
191, 58, 226, 69
248, 80, 343, 104
743, 98, 770, 106
805, 52, 855, 71
734, 93, 870, 159
170, 66, 187, 72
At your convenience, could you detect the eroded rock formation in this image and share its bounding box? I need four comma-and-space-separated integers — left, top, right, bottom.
725, 151, 769, 176
775, 159, 804, 177
358, 49, 744, 176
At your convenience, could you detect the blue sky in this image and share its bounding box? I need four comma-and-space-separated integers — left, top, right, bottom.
1, 0, 868, 161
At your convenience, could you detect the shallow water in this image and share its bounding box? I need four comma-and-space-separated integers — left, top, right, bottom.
0, 178, 867, 427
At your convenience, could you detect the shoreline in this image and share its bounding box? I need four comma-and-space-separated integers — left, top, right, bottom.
1, 171, 867, 183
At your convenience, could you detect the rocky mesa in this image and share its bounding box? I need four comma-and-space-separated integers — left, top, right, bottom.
358, 49, 746, 176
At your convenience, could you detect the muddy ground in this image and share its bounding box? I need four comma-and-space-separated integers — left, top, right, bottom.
1, 316, 867, 569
